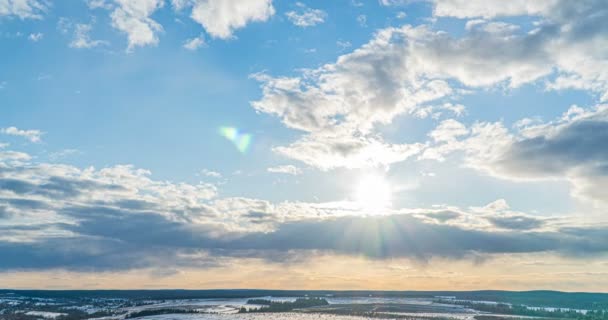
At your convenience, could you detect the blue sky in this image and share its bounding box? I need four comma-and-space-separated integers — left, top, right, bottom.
1, 0, 608, 290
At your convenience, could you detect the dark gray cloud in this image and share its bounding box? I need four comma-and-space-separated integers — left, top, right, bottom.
0, 237, 220, 271
59, 205, 225, 249
1, 208, 607, 271
0, 148, 606, 272
228, 215, 608, 259
486, 114, 608, 204
498, 120, 608, 177
486, 215, 544, 230
425, 210, 461, 222
0, 206, 9, 219
1, 197, 50, 210
0, 176, 126, 199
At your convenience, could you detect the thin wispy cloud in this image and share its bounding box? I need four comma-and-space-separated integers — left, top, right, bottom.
1, 127, 43, 143
286, 2, 326, 28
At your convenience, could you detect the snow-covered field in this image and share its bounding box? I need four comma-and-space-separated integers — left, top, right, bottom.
129, 313, 386, 320
25, 311, 68, 319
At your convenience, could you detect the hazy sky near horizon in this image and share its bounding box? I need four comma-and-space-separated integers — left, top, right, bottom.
1, 0, 608, 291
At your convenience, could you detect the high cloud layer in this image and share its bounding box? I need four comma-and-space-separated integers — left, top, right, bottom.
252, 0, 608, 170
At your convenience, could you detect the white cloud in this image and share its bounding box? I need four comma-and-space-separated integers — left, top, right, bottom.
378, 0, 410, 6
86, 0, 113, 10
1, 126, 43, 143
252, 0, 608, 172
0, 0, 47, 19
251, 27, 461, 169
412, 102, 466, 119
170, 0, 192, 11
428, 119, 469, 143
110, 0, 164, 51
436, 0, 608, 100
267, 165, 302, 175
274, 134, 424, 170
187, 0, 275, 39
28, 32, 43, 42
431, 0, 558, 19
424, 105, 608, 207
183, 33, 205, 50
285, 2, 326, 28
0, 150, 30, 162
0, 144, 607, 270
199, 169, 221, 178
70, 23, 108, 49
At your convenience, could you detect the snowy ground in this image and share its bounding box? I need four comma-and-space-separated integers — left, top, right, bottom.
130, 313, 386, 320
25, 311, 68, 319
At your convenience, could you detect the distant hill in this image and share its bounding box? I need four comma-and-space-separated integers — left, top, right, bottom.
1, 289, 607, 309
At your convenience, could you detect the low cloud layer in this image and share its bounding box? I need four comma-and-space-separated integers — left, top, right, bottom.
0, 150, 606, 271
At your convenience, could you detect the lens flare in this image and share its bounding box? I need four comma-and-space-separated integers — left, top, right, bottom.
219, 127, 252, 153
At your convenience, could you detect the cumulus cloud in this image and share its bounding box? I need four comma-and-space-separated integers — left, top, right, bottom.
1, 126, 43, 143
267, 165, 302, 175
424, 105, 608, 207
0, 147, 606, 270
110, 0, 164, 50
69, 22, 108, 49
494, 107, 608, 206
431, 0, 558, 19
274, 135, 424, 170
183, 0, 274, 39
253, 20, 549, 168
0, 0, 47, 19
250, 0, 608, 171
285, 2, 326, 28
433, 0, 608, 100
251, 27, 460, 169
183, 33, 206, 50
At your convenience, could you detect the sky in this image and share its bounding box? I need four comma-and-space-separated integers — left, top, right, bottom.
1, 0, 608, 291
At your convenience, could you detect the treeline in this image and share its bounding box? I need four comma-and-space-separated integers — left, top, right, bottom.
246, 299, 273, 305
582, 310, 608, 320
0, 310, 115, 320
125, 308, 199, 319
240, 297, 329, 313
454, 302, 608, 320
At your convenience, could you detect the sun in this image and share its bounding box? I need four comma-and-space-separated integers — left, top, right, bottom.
353, 174, 392, 214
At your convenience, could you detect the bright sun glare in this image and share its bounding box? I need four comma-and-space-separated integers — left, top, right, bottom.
354, 174, 392, 214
